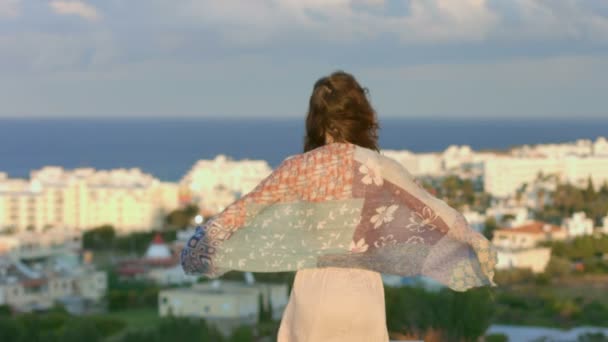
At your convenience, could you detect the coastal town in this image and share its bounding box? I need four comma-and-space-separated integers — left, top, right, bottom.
1, 136, 608, 341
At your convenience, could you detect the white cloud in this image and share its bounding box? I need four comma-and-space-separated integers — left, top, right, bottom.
173, 0, 500, 44
50, 0, 101, 21
391, 0, 499, 42
0, 31, 117, 72
477, 0, 608, 42
173, 0, 608, 44
0, 0, 20, 18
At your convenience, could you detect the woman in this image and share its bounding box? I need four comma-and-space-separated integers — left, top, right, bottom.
276, 71, 390, 341
181, 71, 496, 341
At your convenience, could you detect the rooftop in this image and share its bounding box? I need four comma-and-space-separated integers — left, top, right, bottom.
496, 221, 563, 235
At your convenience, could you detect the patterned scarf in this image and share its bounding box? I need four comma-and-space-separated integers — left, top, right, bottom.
181, 142, 497, 291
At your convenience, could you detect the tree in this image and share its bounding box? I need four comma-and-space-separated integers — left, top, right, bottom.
486, 333, 508, 342
83, 225, 116, 250
385, 286, 495, 341
544, 256, 572, 278
165, 205, 199, 229
600, 181, 608, 197
0, 318, 24, 342
483, 217, 498, 240
60, 319, 103, 342
0, 305, 12, 316
500, 214, 515, 225
583, 177, 598, 202
229, 326, 254, 342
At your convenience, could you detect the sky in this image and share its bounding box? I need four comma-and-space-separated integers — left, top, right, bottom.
0, 0, 607, 119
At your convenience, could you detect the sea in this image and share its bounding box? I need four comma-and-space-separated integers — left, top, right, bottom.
1, 118, 607, 181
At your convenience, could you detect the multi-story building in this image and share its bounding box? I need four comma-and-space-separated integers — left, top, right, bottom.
382, 145, 491, 179
484, 155, 608, 198
0, 167, 179, 233
180, 155, 272, 215
511, 137, 608, 158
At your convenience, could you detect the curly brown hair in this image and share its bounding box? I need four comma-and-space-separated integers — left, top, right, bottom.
303, 71, 380, 153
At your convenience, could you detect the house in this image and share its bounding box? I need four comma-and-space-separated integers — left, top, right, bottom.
492, 221, 567, 250
495, 248, 552, 273
564, 212, 594, 237
492, 221, 567, 273
0, 251, 106, 314
159, 279, 288, 336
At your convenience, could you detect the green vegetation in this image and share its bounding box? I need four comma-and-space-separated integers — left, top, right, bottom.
485, 333, 508, 342
83, 226, 177, 255
0, 308, 262, 342
117, 317, 225, 342
493, 286, 608, 328
427, 175, 492, 212
541, 234, 608, 274
577, 332, 608, 342
385, 286, 495, 341
164, 204, 199, 229
0, 311, 125, 342
106, 271, 164, 311
104, 309, 161, 331
483, 217, 498, 239
535, 179, 608, 226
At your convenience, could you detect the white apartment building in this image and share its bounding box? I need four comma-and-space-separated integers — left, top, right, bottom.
382, 145, 488, 178
381, 150, 443, 176
180, 155, 272, 214
484, 156, 608, 197
511, 137, 608, 158
0, 167, 179, 234
564, 212, 594, 238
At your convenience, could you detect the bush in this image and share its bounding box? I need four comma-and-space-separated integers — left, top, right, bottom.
0, 312, 124, 342
544, 256, 572, 278
229, 326, 254, 342
577, 332, 608, 342
385, 286, 495, 341
494, 268, 535, 285
486, 333, 509, 342
534, 273, 551, 285
580, 301, 608, 326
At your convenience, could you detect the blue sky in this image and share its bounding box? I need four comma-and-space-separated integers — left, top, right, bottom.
1, 0, 607, 119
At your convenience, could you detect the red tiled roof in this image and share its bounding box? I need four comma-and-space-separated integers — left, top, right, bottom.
496, 221, 563, 234
152, 233, 165, 244
21, 278, 48, 288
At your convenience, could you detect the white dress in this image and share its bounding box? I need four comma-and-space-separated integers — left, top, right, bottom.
277, 266, 390, 342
